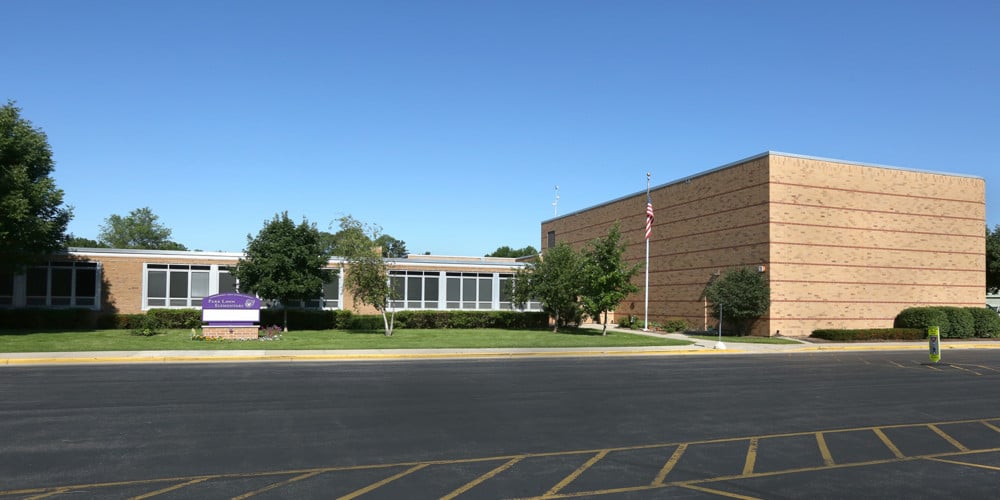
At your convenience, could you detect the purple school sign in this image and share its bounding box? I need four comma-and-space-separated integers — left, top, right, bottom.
202, 293, 260, 326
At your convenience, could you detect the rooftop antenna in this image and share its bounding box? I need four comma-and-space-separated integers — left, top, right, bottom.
552, 185, 560, 216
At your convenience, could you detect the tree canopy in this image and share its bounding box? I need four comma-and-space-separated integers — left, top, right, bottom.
98, 207, 187, 250
987, 224, 1000, 294
0, 101, 72, 272
322, 228, 408, 258
580, 223, 640, 335
486, 245, 539, 258
513, 242, 583, 332
232, 212, 333, 330
703, 266, 771, 336
336, 216, 398, 336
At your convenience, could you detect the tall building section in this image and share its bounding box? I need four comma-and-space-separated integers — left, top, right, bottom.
541, 152, 985, 336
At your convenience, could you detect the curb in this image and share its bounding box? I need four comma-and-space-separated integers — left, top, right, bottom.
3, 342, 999, 366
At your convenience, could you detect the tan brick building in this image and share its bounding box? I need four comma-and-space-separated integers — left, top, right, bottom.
0, 249, 536, 316
541, 152, 986, 336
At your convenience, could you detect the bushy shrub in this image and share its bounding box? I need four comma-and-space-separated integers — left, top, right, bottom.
661, 318, 689, 333
617, 315, 638, 329
811, 328, 926, 341
894, 307, 951, 336
147, 309, 202, 329
966, 307, 1000, 338
130, 314, 164, 336
937, 307, 974, 338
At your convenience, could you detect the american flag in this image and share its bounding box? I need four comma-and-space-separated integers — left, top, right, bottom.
645, 194, 654, 240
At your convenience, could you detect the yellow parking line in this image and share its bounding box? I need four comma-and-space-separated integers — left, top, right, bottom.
442, 457, 524, 500
651, 443, 687, 486
982, 420, 1000, 433
872, 428, 905, 459
679, 483, 764, 500
927, 424, 969, 452
232, 471, 324, 499
815, 432, 835, 466
544, 450, 609, 497
948, 364, 982, 376
925, 456, 1000, 472
24, 488, 70, 499
742, 438, 759, 476
129, 478, 209, 499
338, 463, 428, 500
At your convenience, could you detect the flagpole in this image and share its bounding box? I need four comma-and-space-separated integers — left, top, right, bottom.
644, 172, 651, 331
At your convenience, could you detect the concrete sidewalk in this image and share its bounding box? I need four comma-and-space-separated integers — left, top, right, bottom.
2, 329, 998, 365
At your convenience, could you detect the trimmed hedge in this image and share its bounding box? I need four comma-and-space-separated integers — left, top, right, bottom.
894, 306, 998, 339
147, 308, 202, 329
0, 308, 95, 330
8, 308, 548, 332
811, 328, 926, 341
259, 309, 354, 330
938, 306, 974, 338
967, 307, 1000, 338
370, 310, 548, 330
894, 307, 951, 336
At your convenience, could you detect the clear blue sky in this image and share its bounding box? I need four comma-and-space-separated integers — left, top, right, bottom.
5, 0, 998, 255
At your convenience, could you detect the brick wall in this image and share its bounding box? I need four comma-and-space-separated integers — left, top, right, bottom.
541, 152, 986, 336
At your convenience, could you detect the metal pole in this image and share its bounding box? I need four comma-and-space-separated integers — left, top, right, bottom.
715, 302, 726, 350
643, 173, 650, 331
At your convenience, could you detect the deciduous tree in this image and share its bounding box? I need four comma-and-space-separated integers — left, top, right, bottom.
233, 212, 333, 331
513, 242, 583, 332
0, 101, 72, 272
987, 224, 1000, 294
486, 245, 539, 258
337, 216, 399, 336
580, 223, 640, 335
98, 207, 187, 250
704, 267, 770, 336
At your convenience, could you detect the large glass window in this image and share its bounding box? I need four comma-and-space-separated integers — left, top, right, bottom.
389, 271, 439, 309
285, 273, 341, 309
218, 268, 237, 294
144, 264, 210, 308
445, 272, 494, 310
23, 261, 100, 308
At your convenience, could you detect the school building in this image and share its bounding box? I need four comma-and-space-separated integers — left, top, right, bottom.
0, 249, 539, 317
541, 151, 986, 336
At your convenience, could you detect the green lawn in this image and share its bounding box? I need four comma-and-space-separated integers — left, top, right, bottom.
0, 328, 691, 352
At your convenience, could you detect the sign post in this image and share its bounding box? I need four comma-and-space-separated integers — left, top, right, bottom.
928, 326, 941, 363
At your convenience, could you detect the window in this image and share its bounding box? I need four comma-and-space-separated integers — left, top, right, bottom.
285, 273, 341, 309
218, 268, 237, 294
445, 272, 494, 310
23, 261, 100, 308
389, 271, 439, 309
499, 274, 541, 311
547, 230, 556, 248
144, 264, 210, 308
0, 271, 12, 306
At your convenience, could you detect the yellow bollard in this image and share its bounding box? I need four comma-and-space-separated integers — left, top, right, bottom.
928, 326, 941, 363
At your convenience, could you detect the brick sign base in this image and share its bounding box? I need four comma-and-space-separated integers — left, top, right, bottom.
202, 326, 260, 340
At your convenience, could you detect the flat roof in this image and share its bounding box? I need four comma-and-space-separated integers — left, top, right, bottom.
542, 151, 983, 224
